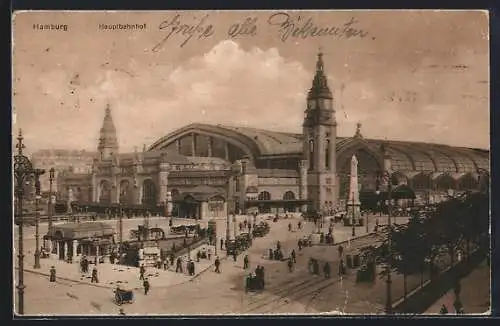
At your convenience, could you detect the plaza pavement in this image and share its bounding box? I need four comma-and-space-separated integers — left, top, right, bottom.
17, 214, 406, 315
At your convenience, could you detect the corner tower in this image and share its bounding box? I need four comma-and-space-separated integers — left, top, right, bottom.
97, 104, 119, 160
302, 50, 337, 212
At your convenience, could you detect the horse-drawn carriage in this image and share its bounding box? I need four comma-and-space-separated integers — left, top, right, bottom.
245, 273, 264, 292
252, 221, 270, 237
114, 287, 134, 305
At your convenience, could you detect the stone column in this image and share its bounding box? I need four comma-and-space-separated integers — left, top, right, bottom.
201, 202, 209, 220
191, 133, 196, 156
175, 139, 181, 154
63, 242, 68, 260
224, 142, 230, 161
136, 183, 143, 205
158, 159, 170, 207
48, 240, 53, 254
92, 173, 98, 202
166, 191, 173, 216
73, 240, 78, 258
56, 241, 61, 259
207, 137, 213, 157
299, 160, 309, 213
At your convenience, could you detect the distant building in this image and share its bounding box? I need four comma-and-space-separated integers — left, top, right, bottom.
59, 52, 490, 219
31, 148, 97, 194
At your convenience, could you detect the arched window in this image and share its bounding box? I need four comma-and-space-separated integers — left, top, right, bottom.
258, 191, 271, 201
309, 139, 315, 170
325, 139, 331, 169
283, 191, 295, 200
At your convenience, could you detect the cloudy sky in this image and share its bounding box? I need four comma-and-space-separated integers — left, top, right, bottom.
12, 10, 489, 154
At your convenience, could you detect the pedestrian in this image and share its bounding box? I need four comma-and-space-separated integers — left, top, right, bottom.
287, 257, 294, 273
233, 251, 237, 262
243, 255, 249, 269
338, 245, 344, 258
139, 264, 145, 280
169, 253, 175, 266
163, 259, 168, 271
176, 257, 183, 273
276, 241, 281, 251
291, 249, 296, 263
323, 262, 331, 278
308, 258, 314, 274
312, 259, 319, 275
298, 221, 302, 229
143, 278, 150, 295
208, 247, 212, 260
298, 239, 302, 251
214, 256, 221, 273
91, 267, 99, 283
49, 266, 56, 282
338, 259, 346, 276
239, 222, 243, 232
196, 251, 201, 262
288, 223, 292, 232
269, 248, 274, 260
188, 260, 195, 276
220, 238, 224, 250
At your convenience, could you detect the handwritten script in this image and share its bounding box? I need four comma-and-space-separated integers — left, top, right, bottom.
151, 12, 373, 51
152, 14, 215, 51
267, 12, 371, 42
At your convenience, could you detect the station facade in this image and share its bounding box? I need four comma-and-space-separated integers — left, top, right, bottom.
58, 52, 490, 219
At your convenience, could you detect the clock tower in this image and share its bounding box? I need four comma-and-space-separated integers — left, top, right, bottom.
302, 50, 338, 212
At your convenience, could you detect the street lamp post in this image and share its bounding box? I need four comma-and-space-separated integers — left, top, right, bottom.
384, 171, 393, 314
33, 169, 46, 269
14, 129, 35, 315
118, 203, 123, 248
351, 193, 356, 237
48, 167, 55, 239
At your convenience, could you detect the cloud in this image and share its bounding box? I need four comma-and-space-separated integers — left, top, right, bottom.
13, 39, 489, 155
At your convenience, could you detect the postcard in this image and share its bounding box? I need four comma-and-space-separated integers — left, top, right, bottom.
12, 10, 490, 316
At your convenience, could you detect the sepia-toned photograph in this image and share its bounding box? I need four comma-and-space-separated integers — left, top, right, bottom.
12, 10, 490, 316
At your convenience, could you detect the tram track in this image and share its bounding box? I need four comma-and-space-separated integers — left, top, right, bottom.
242, 232, 384, 314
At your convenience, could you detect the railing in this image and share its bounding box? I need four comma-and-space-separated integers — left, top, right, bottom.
391, 243, 488, 314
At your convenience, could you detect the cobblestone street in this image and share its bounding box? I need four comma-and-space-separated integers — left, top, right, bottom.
17, 214, 409, 315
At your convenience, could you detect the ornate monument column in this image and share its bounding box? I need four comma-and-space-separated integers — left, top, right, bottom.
346, 154, 361, 222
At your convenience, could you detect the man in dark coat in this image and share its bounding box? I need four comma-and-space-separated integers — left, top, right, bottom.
176, 257, 183, 273
49, 266, 56, 282
143, 278, 150, 295
214, 256, 221, 273
298, 239, 302, 251
323, 262, 331, 278
220, 238, 224, 250
91, 267, 99, 283
139, 264, 146, 280
291, 249, 296, 263
243, 255, 249, 269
